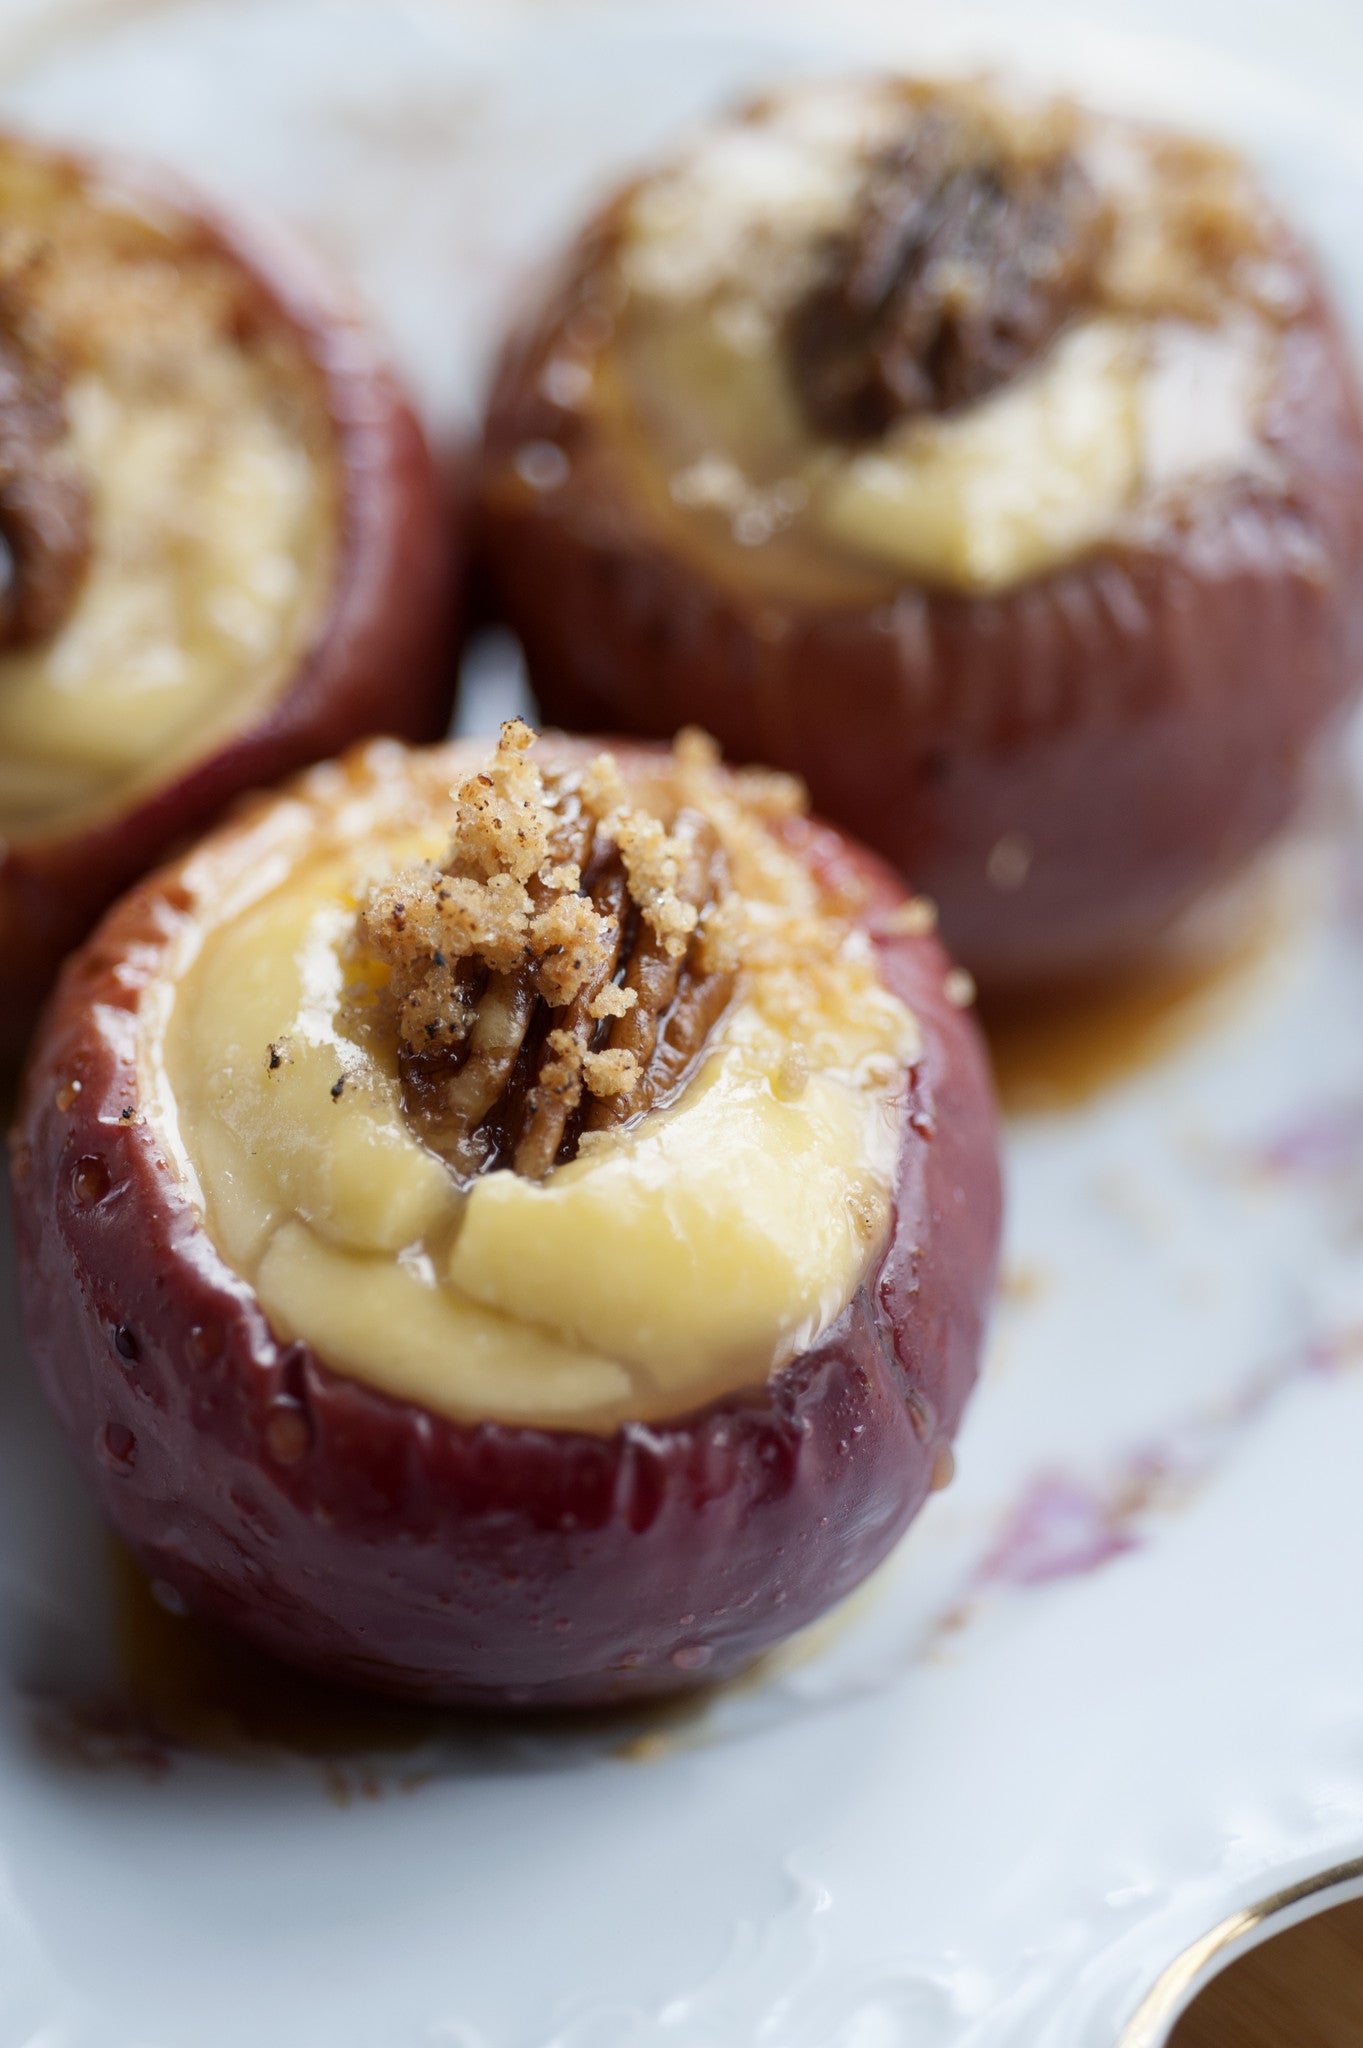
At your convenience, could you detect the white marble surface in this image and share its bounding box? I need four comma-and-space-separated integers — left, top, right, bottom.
2, 4, 1363, 2043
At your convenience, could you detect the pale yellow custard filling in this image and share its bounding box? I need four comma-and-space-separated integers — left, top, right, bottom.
147, 742, 919, 1433
535, 79, 1297, 597
0, 145, 338, 839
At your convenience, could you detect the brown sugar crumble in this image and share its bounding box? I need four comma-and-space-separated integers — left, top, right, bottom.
349, 721, 756, 1183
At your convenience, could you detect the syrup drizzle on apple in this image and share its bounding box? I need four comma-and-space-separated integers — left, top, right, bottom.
350, 721, 735, 1183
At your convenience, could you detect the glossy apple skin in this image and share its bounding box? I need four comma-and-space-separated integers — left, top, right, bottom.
12, 742, 1001, 1709
477, 212, 1363, 990
0, 141, 458, 1055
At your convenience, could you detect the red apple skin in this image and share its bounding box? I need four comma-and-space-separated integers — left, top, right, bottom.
0, 142, 459, 1056
476, 205, 1363, 990
11, 742, 1001, 1709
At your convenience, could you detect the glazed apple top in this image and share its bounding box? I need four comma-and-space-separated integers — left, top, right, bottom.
504, 76, 1313, 598
148, 723, 920, 1432
0, 138, 338, 841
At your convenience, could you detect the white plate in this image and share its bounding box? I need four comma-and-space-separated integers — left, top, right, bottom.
3, 3, 1363, 2043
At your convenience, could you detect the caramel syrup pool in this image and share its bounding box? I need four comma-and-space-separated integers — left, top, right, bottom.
95, 1541, 896, 1777
111, 1546, 450, 1763
981, 881, 1287, 1115
102, 1546, 733, 1774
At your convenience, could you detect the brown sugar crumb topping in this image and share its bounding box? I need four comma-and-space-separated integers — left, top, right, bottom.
351, 721, 741, 1183
786, 99, 1109, 440
0, 230, 89, 647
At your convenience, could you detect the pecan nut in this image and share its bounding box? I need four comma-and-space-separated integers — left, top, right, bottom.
353, 725, 735, 1184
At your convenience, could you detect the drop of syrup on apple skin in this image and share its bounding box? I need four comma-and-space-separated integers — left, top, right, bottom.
671, 1644, 713, 1672
187, 1323, 224, 1368
71, 1153, 110, 1205
263, 1402, 311, 1466
97, 1422, 137, 1471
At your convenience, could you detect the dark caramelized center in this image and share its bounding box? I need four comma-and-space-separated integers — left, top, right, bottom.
0, 240, 89, 648
352, 726, 735, 1185
785, 104, 1108, 441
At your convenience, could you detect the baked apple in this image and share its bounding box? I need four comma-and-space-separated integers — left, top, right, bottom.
478, 76, 1363, 988
12, 720, 999, 1708
0, 132, 454, 1049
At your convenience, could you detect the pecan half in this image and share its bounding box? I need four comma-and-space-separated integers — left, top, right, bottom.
0, 245, 89, 647
354, 730, 735, 1185
785, 105, 1109, 440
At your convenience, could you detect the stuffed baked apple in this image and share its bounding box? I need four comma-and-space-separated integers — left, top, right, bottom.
479, 76, 1363, 987
13, 720, 999, 1707
0, 132, 453, 1046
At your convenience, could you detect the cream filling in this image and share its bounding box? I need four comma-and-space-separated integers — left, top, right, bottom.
817, 321, 1143, 591
0, 177, 337, 841
603, 81, 1284, 595
815, 316, 1272, 592
152, 769, 917, 1434
612, 303, 1271, 596
0, 362, 335, 837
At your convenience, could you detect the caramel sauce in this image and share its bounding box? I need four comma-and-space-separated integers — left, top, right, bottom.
99, 1535, 907, 1776
981, 897, 1283, 1116
111, 1546, 449, 1763
104, 1546, 714, 1774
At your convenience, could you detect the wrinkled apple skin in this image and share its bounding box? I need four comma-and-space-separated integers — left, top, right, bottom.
477, 210, 1363, 990
0, 143, 458, 1054
12, 743, 1000, 1709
